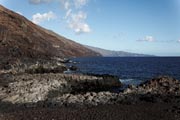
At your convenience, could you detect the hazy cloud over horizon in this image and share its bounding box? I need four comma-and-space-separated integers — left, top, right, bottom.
137, 36, 155, 42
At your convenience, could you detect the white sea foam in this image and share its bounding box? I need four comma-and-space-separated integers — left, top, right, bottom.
119, 78, 142, 85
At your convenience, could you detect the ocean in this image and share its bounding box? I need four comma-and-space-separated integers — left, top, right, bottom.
71, 57, 180, 85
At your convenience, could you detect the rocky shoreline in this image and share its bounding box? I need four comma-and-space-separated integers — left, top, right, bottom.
0, 73, 121, 104
0, 74, 180, 107
0, 59, 180, 120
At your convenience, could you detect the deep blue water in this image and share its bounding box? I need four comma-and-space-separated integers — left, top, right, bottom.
72, 57, 180, 85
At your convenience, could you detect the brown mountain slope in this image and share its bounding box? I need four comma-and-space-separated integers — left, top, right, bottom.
0, 5, 100, 60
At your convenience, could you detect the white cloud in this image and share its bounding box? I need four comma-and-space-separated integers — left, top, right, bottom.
32, 11, 56, 24
30, 0, 91, 34
74, 0, 88, 8
178, 39, 180, 43
60, 0, 71, 10
63, 0, 91, 34
64, 1, 70, 10
64, 9, 72, 19
68, 11, 91, 34
138, 36, 155, 42
29, 0, 53, 4
16, 11, 23, 15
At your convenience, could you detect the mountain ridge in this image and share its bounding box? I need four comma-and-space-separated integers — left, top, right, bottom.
0, 5, 100, 61
85, 45, 154, 57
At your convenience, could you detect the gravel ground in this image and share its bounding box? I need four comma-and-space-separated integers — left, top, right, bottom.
0, 102, 180, 120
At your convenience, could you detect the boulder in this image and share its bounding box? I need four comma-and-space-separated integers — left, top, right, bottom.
69, 65, 78, 71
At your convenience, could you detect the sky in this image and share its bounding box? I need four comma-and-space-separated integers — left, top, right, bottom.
0, 0, 180, 56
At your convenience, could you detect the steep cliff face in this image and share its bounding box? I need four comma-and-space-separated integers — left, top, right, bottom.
0, 5, 100, 60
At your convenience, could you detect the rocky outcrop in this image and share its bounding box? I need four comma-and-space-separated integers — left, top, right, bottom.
49, 92, 119, 106
25, 62, 67, 74
0, 58, 68, 75
70, 74, 121, 94
0, 73, 121, 104
124, 76, 180, 95
1, 74, 180, 107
